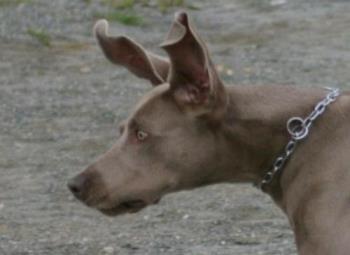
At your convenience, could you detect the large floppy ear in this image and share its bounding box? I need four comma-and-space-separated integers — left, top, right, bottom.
160, 12, 226, 116
94, 19, 170, 86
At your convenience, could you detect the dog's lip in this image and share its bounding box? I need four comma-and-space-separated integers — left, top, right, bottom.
120, 199, 146, 209
98, 198, 160, 216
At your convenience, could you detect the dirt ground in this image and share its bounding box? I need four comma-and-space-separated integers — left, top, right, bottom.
1, 0, 350, 254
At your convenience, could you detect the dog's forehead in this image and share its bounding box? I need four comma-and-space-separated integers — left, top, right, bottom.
131, 83, 173, 122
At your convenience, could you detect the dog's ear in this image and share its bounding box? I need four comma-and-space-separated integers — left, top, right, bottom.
94, 20, 170, 86
160, 12, 226, 116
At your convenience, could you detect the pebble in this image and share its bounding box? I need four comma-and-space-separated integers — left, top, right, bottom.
80, 66, 91, 73
81, 237, 89, 244
216, 64, 225, 73
226, 69, 234, 76
102, 246, 114, 254
270, 0, 287, 6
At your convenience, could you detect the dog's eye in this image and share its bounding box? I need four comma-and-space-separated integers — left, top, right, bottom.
136, 130, 148, 141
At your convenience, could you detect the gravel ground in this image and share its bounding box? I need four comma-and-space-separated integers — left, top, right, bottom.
1, 0, 350, 254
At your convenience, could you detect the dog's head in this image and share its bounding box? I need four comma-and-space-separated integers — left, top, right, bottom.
68, 12, 230, 216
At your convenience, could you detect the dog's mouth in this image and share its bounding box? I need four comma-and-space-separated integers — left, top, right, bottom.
99, 199, 159, 216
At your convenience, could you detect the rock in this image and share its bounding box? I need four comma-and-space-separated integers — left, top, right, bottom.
270, 0, 287, 6
102, 246, 114, 254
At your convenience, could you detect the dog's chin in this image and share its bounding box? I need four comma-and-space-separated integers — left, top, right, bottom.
98, 199, 159, 217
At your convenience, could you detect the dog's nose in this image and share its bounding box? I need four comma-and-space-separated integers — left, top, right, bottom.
68, 174, 89, 201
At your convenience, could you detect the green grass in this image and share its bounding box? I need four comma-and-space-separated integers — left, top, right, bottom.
94, 0, 196, 26
96, 10, 144, 26
27, 28, 52, 47
102, 0, 136, 9
156, 0, 184, 12
0, 0, 30, 6
99, 0, 192, 12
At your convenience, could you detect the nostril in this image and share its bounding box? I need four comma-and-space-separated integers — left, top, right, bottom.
68, 180, 80, 195
68, 175, 88, 199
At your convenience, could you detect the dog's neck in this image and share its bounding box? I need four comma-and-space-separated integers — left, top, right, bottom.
217, 85, 327, 205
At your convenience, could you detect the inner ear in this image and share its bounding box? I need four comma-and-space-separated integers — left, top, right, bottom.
94, 19, 170, 86
160, 13, 209, 90
160, 12, 225, 114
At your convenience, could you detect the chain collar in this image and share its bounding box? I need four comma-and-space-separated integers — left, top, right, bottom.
257, 87, 341, 191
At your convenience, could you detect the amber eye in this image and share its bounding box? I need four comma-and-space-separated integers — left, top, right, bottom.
136, 130, 148, 141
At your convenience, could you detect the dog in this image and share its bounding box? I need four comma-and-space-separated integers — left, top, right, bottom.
68, 12, 350, 255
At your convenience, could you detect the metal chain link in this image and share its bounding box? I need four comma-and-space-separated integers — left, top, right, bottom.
257, 87, 340, 190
